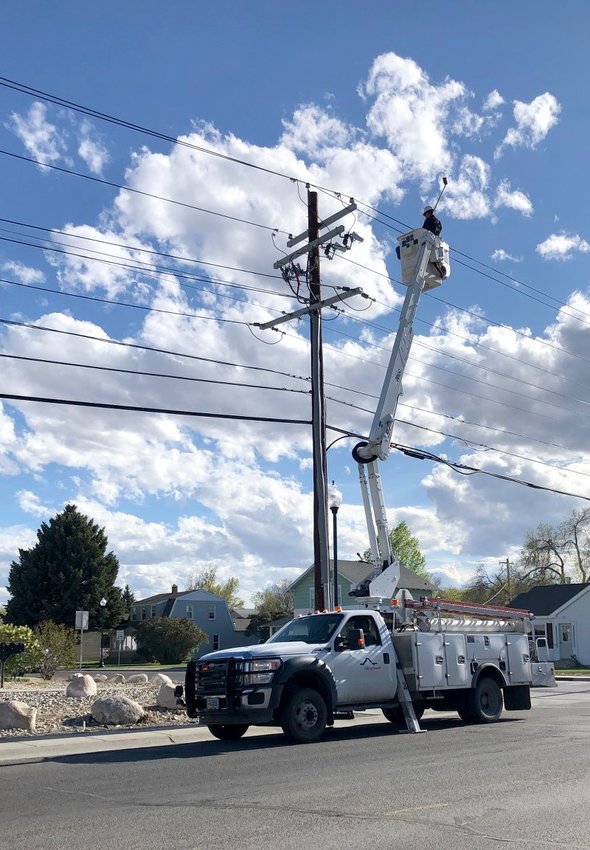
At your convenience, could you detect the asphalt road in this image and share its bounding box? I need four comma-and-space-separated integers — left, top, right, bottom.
3, 682, 590, 850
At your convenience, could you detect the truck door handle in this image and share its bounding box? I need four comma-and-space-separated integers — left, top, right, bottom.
383, 653, 390, 664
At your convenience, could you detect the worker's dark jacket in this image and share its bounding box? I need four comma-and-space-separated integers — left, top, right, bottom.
423, 214, 442, 236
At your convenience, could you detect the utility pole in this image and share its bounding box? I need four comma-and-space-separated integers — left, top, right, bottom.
307, 189, 330, 611
258, 191, 363, 611
499, 558, 512, 603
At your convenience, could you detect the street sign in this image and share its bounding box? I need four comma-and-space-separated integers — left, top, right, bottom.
116, 630, 124, 643
75, 611, 89, 631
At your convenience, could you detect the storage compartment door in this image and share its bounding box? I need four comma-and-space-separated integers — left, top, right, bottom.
442, 634, 469, 687
414, 633, 446, 689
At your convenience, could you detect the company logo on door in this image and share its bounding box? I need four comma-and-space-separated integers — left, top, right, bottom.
360, 657, 381, 671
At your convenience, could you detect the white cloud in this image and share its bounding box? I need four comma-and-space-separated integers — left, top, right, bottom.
536, 232, 590, 260
494, 179, 533, 216
6, 101, 67, 166
78, 120, 110, 175
360, 53, 468, 184
483, 90, 504, 111
495, 92, 561, 158
1, 260, 45, 283
441, 155, 490, 219
491, 249, 522, 263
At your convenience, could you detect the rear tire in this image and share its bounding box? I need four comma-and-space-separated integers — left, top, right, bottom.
460, 676, 503, 724
281, 688, 327, 744
208, 724, 249, 741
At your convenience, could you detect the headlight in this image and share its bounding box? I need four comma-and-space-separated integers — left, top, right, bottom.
242, 658, 282, 685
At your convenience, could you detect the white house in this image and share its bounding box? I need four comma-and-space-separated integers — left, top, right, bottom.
509, 584, 590, 665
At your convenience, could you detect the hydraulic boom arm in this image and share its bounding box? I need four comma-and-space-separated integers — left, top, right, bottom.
351, 228, 450, 598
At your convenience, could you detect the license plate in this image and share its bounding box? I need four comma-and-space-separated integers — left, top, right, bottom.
206, 697, 220, 710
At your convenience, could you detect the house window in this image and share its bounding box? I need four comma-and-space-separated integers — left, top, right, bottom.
213, 634, 219, 651
186, 605, 194, 620
208, 604, 216, 620
130, 608, 138, 622
141, 606, 147, 621
309, 588, 315, 610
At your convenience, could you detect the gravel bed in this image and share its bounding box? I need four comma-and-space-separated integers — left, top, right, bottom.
0, 678, 199, 740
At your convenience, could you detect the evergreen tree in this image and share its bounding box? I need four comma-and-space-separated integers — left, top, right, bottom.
121, 584, 136, 619
6, 504, 125, 629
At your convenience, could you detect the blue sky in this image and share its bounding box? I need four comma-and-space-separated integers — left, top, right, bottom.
1, 2, 589, 606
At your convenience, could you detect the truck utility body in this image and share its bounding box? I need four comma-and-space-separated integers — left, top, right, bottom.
181, 604, 554, 743
178, 223, 556, 744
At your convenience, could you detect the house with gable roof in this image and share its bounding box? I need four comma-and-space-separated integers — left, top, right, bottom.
509, 583, 590, 665
290, 559, 435, 615
129, 583, 249, 657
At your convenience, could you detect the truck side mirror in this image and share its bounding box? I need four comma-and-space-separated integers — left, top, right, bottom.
334, 636, 346, 651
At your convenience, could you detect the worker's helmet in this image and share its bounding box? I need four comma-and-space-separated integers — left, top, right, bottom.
423, 206, 434, 215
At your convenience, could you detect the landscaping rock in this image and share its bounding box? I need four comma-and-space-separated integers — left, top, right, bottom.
127, 673, 149, 684
108, 673, 126, 684
151, 673, 173, 687
93, 674, 108, 682
157, 684, 181, 710
91, 695, 144, 725
0, 700, 37, 732
65, 674, 97, 698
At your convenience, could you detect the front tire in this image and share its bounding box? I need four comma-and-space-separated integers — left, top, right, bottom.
460, 676, 503, 724
208, 724, 249, 741
281, 688, 327, 744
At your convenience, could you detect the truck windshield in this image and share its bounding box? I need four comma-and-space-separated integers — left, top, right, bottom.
267, 613, 344, 644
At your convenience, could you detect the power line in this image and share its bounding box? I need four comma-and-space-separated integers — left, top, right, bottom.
0, 148, 287, 235
0, 317, 311, 383
0, 392, 312, 425
390, 442, 590, 503
0, 353, 311, 397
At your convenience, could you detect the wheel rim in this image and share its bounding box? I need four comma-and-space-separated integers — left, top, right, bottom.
480, 684, 501, 716
296, 698, 319, 730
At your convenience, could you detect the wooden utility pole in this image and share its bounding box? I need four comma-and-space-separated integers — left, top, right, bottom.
307, 189, 330, 611
264, 194, 361, 613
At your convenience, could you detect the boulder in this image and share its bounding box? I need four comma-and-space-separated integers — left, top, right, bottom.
93, 674, 108, 682
0, 700, 37, 732
66, 674, 98, 698
108, 673, 126, 684
157, 684, 181, 710
151, 673, 173, 687
91, 696, 144, 725
127, 673, 149, 684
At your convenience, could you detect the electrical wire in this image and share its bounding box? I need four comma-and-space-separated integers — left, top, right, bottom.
0, 392, 312, 425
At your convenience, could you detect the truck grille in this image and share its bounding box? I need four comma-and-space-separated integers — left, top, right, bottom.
196, 660, 229, 694
196, 658, 245, 695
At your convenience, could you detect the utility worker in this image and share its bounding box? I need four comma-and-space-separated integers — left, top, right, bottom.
422, 205, 442, 236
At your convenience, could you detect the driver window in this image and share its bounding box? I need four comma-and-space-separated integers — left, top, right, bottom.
337, 617, 381, 649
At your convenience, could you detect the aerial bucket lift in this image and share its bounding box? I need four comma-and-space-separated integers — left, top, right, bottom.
351, 227, 451, 603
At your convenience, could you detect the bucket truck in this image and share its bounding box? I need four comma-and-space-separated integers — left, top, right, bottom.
175, 228, 555, 744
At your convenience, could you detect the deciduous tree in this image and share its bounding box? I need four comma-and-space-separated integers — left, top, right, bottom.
186, 566, 244, 609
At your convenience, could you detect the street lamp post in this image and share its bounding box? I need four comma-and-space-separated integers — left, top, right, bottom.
99, 597, 107, 668
328, 482, 342, 609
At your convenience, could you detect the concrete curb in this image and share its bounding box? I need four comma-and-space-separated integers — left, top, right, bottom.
0, 724, 208, 766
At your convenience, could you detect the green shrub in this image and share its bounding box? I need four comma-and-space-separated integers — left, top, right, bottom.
135, 617, 207, 664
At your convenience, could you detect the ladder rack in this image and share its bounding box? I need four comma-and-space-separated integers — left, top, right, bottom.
406, 596, 533, 622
